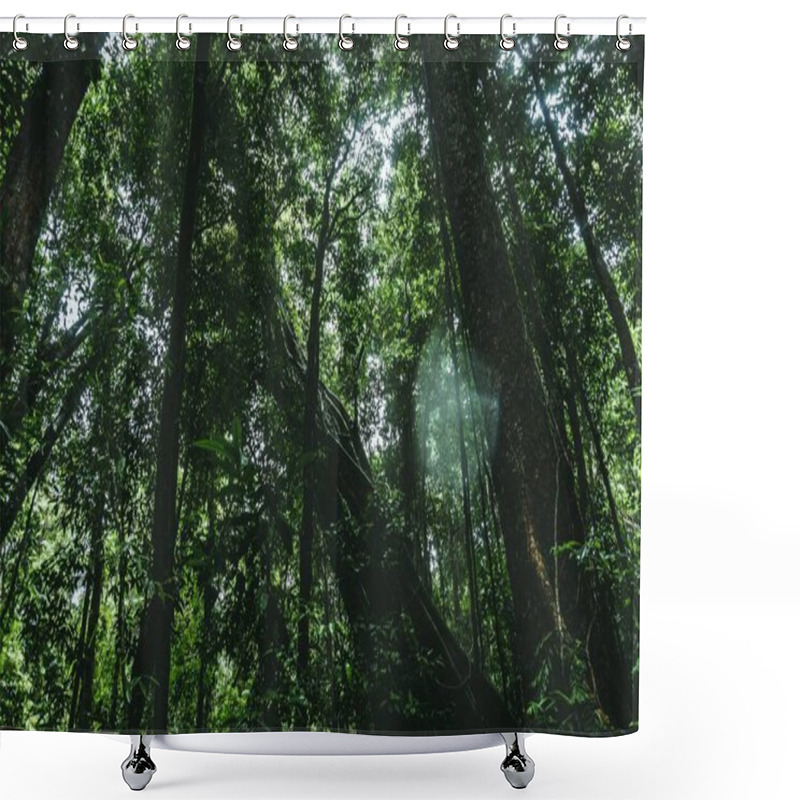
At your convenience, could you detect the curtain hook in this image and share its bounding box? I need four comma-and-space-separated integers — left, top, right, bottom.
283, 15, 298, 51
443, 13, 459, 51
339, 14, 354, 50
63, 13, 79, 51
500, 13, 515, 50
554, 14, 570, 51
176, 13, 191, 50
394, 14, 410, 51
616, 14, 632, 51
227, 15, 242, 51
122, 14, 138, 51
12, 14, 28, 51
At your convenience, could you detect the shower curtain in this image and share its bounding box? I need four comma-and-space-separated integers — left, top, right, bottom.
0, 30, 643, 738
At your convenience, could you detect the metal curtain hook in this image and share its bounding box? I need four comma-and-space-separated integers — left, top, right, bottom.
394, 14, 410, 51
12, 14, 28, 51
554, 14, 570, 51
500, 13, 515, 50
227, 15, 242, 51
64, 13, 79, 51
283, 15, 298, 51
339, 14, 354, 50
444, 13, 459, 51
176, 13, 191, 50
122, 14, 138, 51
616, 14, 632, 51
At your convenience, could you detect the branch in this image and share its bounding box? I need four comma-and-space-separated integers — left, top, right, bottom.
330, 183, 373, 240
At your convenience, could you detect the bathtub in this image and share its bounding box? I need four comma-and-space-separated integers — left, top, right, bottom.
115, 731, 534, 791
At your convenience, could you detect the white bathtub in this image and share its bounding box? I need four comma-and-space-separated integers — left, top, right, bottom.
112, 730, 535, 791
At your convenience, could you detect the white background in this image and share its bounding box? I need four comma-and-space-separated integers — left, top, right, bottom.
2, 1, 799, 798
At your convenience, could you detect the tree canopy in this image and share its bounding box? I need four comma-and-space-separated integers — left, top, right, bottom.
0, 33, 642, 736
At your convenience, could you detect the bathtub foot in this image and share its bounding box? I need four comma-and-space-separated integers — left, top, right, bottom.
121, 735, 157, 791
500, 733, 535, 789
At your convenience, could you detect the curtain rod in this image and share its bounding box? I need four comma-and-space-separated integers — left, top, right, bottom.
0, 16, 646, 36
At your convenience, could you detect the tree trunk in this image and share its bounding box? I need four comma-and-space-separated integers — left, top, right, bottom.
0, 480, 39, 651
442, 233, 482, 671
74, 497, 105, 729
0, 42, 103, 386
69, 558, 93, 730
110, 523, 128, 728
281, 318, 517, 730
530, 67, 642, 432
568, 347, 626, 554
564, 370, 592, 523
395, 294, 428, 577
127, 36, 210, 733
467, 383, 513, 709
484, 81, 592, 535
397, 358, 420, 561
423, 50, 568, 703
0, 360, 89, 548
418, 399, 432, 593
423, 47, 634, 728
2, 311, 91, 449
297, 162, 335, 719
196, 488, 216, 731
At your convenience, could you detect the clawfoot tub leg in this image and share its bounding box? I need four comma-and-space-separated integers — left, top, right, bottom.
500, 733, 535, 789
121, 734, 157, 791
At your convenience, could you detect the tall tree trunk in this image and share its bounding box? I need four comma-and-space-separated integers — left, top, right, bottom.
423, 46, 634, 728
321, 556, 337, 725
0, 480, 39, 651
281, 318, 517, 730
110, 521, 128, 728
74, 497, 105, 729
499, 167, 594, 548
483, 81, 592, 536
244, 524, 280, 729
423, 50, 568, 703
396, 295, 427, 576
0, 360, 89, 548
568, 347, 626, 554
530, 67, 642, 432
418, 399, 432, 593
564, 370, 592, 523
127, 36, 210, 733
0, 41, 103, 387
466, 379, 513, 709
442, 228, 482, 671
297, 163, 335, 720
2, 311, 91, 448
196, 487, 216, 731
445, 502, 463, 626
69, 559, 93, 729
1, 280, 135, 547
397, 358, 420, 562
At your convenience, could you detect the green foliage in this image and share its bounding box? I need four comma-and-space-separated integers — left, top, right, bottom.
0, 34, 641, 735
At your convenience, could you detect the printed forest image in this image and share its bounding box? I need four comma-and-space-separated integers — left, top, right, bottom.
0, 34, 642, 736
